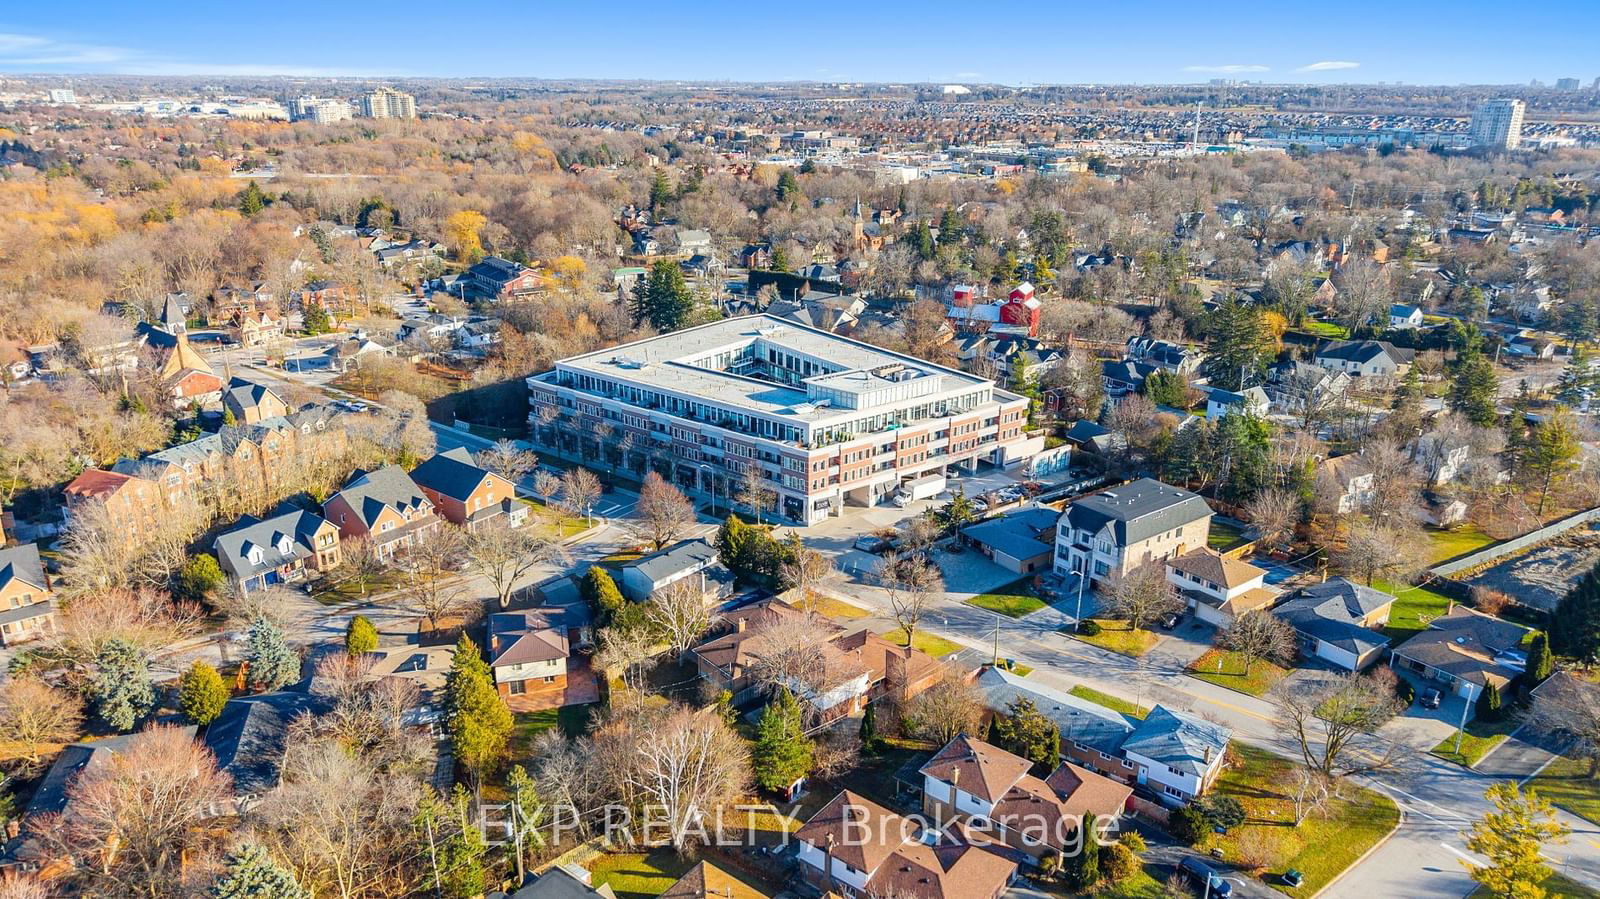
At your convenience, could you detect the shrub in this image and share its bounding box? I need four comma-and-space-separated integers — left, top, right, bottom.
1100, 841, 1140, 885
177, 660, 230, 726
1078, 619, 1102, 637
345, 615, 379, 655
1169, 804, 1209, 845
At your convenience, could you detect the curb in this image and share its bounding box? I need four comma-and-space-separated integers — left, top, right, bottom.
1308, 789, 1406, 899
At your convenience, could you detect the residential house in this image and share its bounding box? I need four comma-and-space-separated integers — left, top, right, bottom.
297, 280, 352, 318
322, 465, 442, 560
617, 538, 725, 602
502, 865, 618, 898
1205, 386, 1269, 421
961, 506, 1059, 574
919, 734, 1131, 867
1390, 605, 1530, 705
1315, 455, 1375, 514
1053, 479, 1213, 585
794, 790, 1017, 899
0, 543, 56, 646
233, 309, 285, 348
1165, 548, 1278, 628
410, 447, 528, 531
466, 256, 542, 302
675, 229, 713, 256
213, 507, 342, 594
205, 691, 330, 809
1266, 361, 1350, 415
1272, 578, 1396, 671
1313, 339, 1414, 379
1412, 433, 1474, 486
322, 336, 392, 372
62, 468, 162, 537
1060, 420, 1125, 455
660, 861, 769, 899
1117, 706, 1230, 804
1389, 304, 1424, 330
1100, 360, 1158, 397
224, 376, 290, 424
363, 643, 455, 718
486, 608, 585, 711
1125, 337, 1202, 376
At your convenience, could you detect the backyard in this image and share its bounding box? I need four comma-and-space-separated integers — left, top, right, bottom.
964, 576, 1048, 618
1069, 619, 1160, 657
1195, 744, 1401, 897
1424, 523, 1496, 564
1376, 578, 1456, 644
1186, 649, 1291, 697
1208, 519, 1249, 553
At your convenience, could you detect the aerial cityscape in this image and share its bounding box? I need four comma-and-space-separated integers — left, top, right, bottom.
1, 6, 1600, 899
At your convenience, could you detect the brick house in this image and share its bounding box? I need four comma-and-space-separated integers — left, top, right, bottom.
62, 469, 162, 537
214, 508, 342, 594
408, 447, 528, 531
322, 465, 442, 560
0, 544, 57, 646
466, 256, 542, 301
223, 377, 290, 425
485, 607, 599, 711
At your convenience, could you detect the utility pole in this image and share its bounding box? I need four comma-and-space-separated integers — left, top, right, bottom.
992, 620, 1001, 667
1453, 688, 1471, 755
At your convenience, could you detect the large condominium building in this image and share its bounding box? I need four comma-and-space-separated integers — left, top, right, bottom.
525, 315, 1042, 525
1469, 98, 1525, 150
360, 87, 416, 119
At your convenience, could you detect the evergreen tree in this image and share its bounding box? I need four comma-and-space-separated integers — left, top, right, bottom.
1066, 812, 1101, 889
908, 221, 935, 260
998, 249, 1019, 284
89, 638, 155, 732
775, 169, 800, 203
1526, 632, 1554, 684
1476, 680, 1503, 722
1523, 409, 1582, 516
210, 843, 309, 899
1009, 354, 1041, 423
1465, 782, 1570, 899
1201, 295, 1273, 390
583, 566, 626, 625
246, 617, 301, 690
1213, 412, 1274, 504
446, 635, 514, 778
648, 170, 673, 214
505, 765, 546, 883
345, 614, 379, 655
1504, 380, 1535, 476
992, 697, 1060, 773
769, 245, 791, 272
436, 786, 488, 899
178, 554, 225, 603
178, 660, 231, 726
1551, 565, 1600, 664
237, 180, 267, 215
629, 259, 695, 332
752, 687, 813, 794
859, 701, 881, 753
715, 690, 739, 730
1142, 370, 1190, 408
937, 207, 962, 246
716, 513, 752, 575
1449, 349, 1500, 427
1553, 348, 1596, 407
302, 303, 332, 334
1033, 254, 1054, 285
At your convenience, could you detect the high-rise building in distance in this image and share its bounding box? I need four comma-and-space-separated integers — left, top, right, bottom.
1555, 77, 1581, 91
360, 87, 416, 119
289, 96, 353, 124
1469, 98, 1524, 150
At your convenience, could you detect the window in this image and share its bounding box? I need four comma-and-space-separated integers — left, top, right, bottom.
508, 680, 526, 695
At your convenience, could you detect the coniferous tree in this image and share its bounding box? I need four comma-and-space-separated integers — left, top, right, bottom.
752, 687, 813, 794
210, 843, 309, 899
178, 660, 230, 725
648, 170, 673, 214
446, 635, 514, 779
583, 566, 626, 626
237, 180, 267, 215
775, 169, 800, 203
1551, 565, 1600, 663
992, 697, 1060, 773
1066, 812, 1101, 889
246, 617, 301, 690
1449, 348, 1500, 427
1201, 295, 1272, 391
89, 638, 155, 732
1526, 632, 1554, 684
860, 701, 881, 753
345, 614, 379, 655
1476, 681, 1504, 722
629, 259, 695, 332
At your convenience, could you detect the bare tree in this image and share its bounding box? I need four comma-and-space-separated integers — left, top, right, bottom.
475, 438, 538, 483
338, 535, 388, 598
734, 465, 777, 525
1356, 437, 1419, 513
883, 554, 944, 651
908, 671, 984, 744
533, 470, 561, 505
780, 538, 834, 612
633, 472, 695, 550
1290, 765, 1335, 825
1272, 671, 1403, 780
394, 526, 473, 633
466, 520, 571, 609
1333, 517, 1427, 586
55, 495, 207, 594
646, 579, 715, 657
1524, 673, 1600, 777
40, 726, 233, 898
32, 587, 201, 685
1218, 612, 1296, 675
1244, 487, 1300, 553
744, 612, 846, 701
1101, 562, 1182, 632
1332, 259, 1392, 332
595, 624, 658, 696
0, 677, 85, 774
559, 467, 603, 526
618, 705, 751, 853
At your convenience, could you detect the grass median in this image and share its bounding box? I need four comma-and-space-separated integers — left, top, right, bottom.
964, 576, 1048, 618
1429, 717, 1517, 768
1186, 648, 1291, 697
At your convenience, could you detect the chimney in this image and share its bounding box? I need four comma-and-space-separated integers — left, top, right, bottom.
1204, 745, 1212, 764
736, 617, 747, 633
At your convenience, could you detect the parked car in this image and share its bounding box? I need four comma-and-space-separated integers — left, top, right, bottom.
1179, 857, 1233, 898
1420, 687, 1443, 710
853, 535, 895, 555
1159, 611, 1183, 630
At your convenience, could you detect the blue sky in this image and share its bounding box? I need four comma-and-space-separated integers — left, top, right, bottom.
2, 1, 1596, 85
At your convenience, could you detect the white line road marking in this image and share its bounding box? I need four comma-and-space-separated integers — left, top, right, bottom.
1440, 843, 1479, 866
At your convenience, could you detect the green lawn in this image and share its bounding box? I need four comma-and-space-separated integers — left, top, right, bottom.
511, 704, 596, 754
964, 576, 1048, 618
310, 570, 403, 605
1186, 649, 1291, 697
883, 627, 965, 659
1470, 872, 1600, 898
1068, 685, 1149, 719
1525, 755, 1600, 826
1424, 523, 1496, 564
1301, 320, 1351, 339
1429, 716, 1517, 768
1088, 865, 1168, 898
1208, 519, 1249, 552
519, 498, 592, 538
587, 848, 696, 899
808, 595, 871, 620
1197, 744, 1400, 897
1376, 578, 1456, 644
1069, 619, 1161, 657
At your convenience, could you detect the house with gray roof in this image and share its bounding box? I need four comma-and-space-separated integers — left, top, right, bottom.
1119, 706, 1230, 804
213, 507, 342, 594
1053, 478, 1213, 585
617, 537, 727, 602
0, 543, 57, 646
1272, 577, 1396, 671
409, 447, 528, 531
204, 691, 329, 808
223, 376, 290, 424
323, 465, 441, 560
1313, 339, 1414, 379
962, 506, 1059, 574
974, 665, 1134, 758
1390, 605, 1530, 706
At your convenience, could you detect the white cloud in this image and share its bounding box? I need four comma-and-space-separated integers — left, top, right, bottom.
1182, 64, 1270, 74
1299, 60, 1360, 72
0, 30, 396, 76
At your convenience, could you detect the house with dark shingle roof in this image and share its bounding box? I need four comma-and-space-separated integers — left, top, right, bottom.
0, 543, 56, 646
1165, 547, 1277, 628
1313, 339, 1414, 379
487, 609, 574, 708
919, 734, 1131, 866
1272, 577, 1396, 671
1390, 605, 1530, 706
213, 507, 342, 594
1119, 706, 1230, 804
617, 538, 726, 602
204, 691, 329, 808
409, 447, 528, 531
223, 376, 290, 425
1053, 478, 1213, 585
322, 465, 441, 560
961, 506, 1059, 574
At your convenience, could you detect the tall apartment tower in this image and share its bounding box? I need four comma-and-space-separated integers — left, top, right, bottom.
1469, 98, 1525, 150
360, 87, 416, 119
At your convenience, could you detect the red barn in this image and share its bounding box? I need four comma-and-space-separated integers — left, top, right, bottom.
999, 281, 1040, 337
